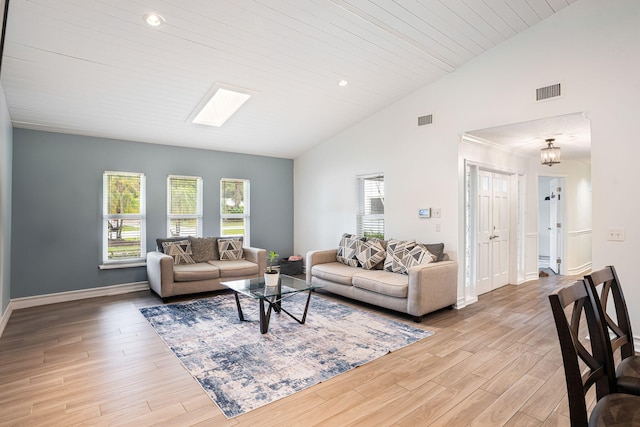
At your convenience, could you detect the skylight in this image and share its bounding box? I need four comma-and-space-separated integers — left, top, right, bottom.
191, 85, 252, 127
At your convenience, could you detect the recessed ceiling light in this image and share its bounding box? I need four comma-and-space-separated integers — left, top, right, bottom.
143, 13, 165, 27
190, 84, 253, 127
337, 79, 348, 87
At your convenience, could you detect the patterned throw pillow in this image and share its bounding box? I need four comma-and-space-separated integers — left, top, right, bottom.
162, 240, 195, 265
384, 239, 416, 274
218, 238, 244, 260
403, 244, 437, 270
336, 233, 363, 267
356, 239, 386, 270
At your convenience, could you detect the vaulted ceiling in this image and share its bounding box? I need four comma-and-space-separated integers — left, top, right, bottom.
1, 0, 577, 158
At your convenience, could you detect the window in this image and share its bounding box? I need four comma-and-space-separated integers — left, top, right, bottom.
357, 174, 384, 239
167, 175, 203, 237
103, 171, 146, 263
220, 179, 249, 244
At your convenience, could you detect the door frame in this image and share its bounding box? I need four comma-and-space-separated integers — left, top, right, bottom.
464, 160, 525, 304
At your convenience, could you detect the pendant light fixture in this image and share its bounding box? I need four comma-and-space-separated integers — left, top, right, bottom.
541, 138, 561, 166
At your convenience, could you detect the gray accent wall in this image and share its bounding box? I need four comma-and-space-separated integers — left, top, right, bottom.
11, 129, 293, 299
0, 87, 11, 314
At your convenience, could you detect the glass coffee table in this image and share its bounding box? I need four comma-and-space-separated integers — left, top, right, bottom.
221, 275, 321, 334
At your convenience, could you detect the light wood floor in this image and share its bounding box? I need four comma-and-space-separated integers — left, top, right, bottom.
0, 273, 577, 426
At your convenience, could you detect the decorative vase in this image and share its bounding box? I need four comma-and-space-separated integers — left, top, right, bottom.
264, 271, 280, 292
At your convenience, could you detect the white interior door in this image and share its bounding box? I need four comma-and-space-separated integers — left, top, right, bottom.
548, 178, 563, 274
476, 170, 510, 295
492, 174, 510, 287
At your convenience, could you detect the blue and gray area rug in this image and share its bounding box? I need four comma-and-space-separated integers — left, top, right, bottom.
139, 292, 433, 418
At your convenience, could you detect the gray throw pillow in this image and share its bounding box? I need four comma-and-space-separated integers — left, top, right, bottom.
189, 236, 219, 262
423, 243, 445, 262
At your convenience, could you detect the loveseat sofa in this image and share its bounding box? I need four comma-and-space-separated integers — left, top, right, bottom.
146, 236, 266, 301
306, 234, 458, 322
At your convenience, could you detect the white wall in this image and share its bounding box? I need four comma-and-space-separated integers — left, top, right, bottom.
295, 0, 637, 326
0, 82, 12, 318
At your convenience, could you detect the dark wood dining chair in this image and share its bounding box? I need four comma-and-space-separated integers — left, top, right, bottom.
548, 280, 640, 426
586, 266, 640, 395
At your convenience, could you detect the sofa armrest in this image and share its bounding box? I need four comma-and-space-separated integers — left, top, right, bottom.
146, 251, 175, 297
406, 260, 458, 317
306, 249, 338, 283
243, 247, 266, 276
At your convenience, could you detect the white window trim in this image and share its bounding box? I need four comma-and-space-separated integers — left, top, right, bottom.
167, 175, 203, 238
357, 173, 385, 239
220, 178, 250, 246
102, 171, 146, 265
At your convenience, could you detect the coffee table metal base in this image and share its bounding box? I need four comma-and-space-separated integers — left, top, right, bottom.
233, 290, 313, 334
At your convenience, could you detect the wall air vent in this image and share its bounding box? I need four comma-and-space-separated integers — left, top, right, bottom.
418, 114, 433, 126
536, 83, 561, 101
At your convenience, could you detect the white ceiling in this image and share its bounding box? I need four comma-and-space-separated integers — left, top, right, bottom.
1, 0, 577, 159
465, 112, 591, 160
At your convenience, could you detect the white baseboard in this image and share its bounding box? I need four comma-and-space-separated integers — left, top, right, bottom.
9, 282, 150, 311
0, 302, 14, 339
0, 282, 149, 338
458, 295, 477, 309
567, 262, 592, 276
525, 272, 539, 282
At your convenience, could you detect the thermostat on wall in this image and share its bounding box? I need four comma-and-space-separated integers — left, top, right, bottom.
419, 208, 431, 218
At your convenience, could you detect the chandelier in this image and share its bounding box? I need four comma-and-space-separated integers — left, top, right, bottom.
541, 138, 561, 166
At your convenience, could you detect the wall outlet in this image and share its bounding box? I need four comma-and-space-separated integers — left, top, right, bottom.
607, 228, 625, 241
432, 208, 441, 218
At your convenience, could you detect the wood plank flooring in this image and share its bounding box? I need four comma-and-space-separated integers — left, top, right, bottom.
0, 273, 576, 426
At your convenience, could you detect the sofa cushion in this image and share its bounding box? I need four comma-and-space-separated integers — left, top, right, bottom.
162, 240, 195, 265
189, 236, 219, 262
208, 260, 258, 278
384, 239, 416, 274
356, 239, 386, 270
352, 270, 409, 298
173, 262, 219, 281
403, 244, 437, 269
311, 262, 358, 286
336, 233, 363, 267
218, 238, 244, 260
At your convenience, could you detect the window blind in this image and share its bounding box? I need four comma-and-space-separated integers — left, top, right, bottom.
357, 174, 384, 239
220, 179, 250, 245
168, 175, 203, 237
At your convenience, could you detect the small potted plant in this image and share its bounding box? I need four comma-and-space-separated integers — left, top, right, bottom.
264, 250, 280, 289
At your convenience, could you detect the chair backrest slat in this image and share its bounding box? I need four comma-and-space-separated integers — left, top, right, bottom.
548, 280, 617, 427
586, 266, 635, 360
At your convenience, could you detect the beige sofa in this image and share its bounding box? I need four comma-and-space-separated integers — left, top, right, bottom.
306, 240, 457, 322
146, 236, 266, 301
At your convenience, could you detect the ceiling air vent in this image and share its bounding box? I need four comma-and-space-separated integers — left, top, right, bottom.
418, 114, 433, 126
536, 83, 561, 101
